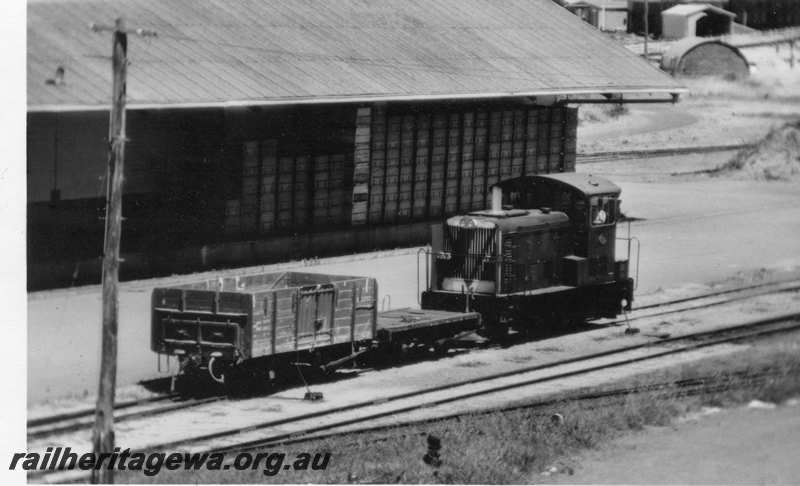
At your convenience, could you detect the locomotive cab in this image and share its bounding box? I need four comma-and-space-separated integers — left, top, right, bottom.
497, 173, 626, 287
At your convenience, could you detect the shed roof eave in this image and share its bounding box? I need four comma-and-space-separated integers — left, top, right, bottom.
27, 86, 688, 113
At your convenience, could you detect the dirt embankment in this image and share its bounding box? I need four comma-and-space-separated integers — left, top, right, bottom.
716, 121, 800, 181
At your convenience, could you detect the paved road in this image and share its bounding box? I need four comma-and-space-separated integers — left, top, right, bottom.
543, 403, 800, 484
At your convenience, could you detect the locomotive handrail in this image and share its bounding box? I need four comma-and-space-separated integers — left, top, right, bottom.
630, 237, 641, 290
381, 294, 392, 311
616, 221, 641, 290
417, 247, 431, 304
420, 249, 501, 262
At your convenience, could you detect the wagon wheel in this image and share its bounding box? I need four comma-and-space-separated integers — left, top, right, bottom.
223, 364, 247, 395
173, 371, 203, 397
485, 321, 510, 343
430, 340, 450, 358
207, 356, 229, 385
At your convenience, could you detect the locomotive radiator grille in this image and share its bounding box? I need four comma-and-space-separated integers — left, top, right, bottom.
438, 223, 498, 285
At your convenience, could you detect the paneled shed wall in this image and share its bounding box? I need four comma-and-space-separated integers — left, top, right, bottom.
27, 101, 578, 289
222, 102, 576, 240
355, 103, 577, 226
224, 141, 353, 237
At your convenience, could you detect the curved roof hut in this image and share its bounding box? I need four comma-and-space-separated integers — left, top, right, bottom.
661, 38, 749, 79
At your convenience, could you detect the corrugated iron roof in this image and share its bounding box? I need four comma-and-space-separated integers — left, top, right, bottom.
662, 3, 737, 18
564, 0, 628, 10
28, 0, 682, 111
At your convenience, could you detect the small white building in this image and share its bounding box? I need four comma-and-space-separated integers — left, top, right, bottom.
661, 3, 737, 38
564, 0, 629, 31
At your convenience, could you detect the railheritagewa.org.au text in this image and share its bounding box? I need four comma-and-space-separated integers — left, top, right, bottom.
9, 447, 331, 476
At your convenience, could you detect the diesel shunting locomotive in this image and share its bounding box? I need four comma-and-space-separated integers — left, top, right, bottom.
421, 172, 634, 335
151, 173, 635, 388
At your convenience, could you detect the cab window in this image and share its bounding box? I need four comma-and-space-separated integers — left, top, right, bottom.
590, 196, 616, 226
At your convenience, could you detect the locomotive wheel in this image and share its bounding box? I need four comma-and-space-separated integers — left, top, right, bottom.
485, 324, 510, 342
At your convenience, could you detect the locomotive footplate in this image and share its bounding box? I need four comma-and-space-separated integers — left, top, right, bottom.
421, 278, 634, 327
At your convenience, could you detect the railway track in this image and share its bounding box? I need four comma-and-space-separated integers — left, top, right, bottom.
27, 277, 800, 442
27, 394, 178, 429
33, 304, 800, 482
196, 313, 800, 456
605, 278, 800, 327
576, 144, 752, 164
27, 395, 222, 440
263, 367, 786, 452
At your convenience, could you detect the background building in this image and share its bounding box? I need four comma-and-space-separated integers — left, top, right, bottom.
564, 0, 630, 32
27, 0, 680, 289
660, 38, 750, 77
627, 0, 800, 36
661, 4, 737, 38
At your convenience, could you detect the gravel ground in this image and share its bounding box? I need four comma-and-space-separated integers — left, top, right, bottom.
578, 98, 798, 155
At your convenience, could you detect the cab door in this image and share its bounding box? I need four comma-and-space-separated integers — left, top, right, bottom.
587, 195, 617, 282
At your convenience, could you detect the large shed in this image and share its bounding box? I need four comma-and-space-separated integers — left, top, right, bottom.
27, 0, 682, 289
661, 38, 749, 78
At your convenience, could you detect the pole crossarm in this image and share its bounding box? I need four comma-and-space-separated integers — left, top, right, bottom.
90, 21, 158, 38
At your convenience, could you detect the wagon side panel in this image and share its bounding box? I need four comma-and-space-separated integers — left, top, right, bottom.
332, 277, 378, 344
271, 288, 299, 355
249, 288, 280, 359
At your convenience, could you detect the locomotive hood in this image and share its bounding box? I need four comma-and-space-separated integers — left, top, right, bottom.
447, 209, 569, 233
528, 173, 621, 197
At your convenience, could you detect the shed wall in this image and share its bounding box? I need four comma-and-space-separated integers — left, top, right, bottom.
27, 101, 577, 289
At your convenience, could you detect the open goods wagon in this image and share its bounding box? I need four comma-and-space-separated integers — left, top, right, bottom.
152, 271, 481, 387
151, 271, 378, 383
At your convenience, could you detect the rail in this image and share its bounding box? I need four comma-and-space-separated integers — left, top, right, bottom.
577, 143, 753, 164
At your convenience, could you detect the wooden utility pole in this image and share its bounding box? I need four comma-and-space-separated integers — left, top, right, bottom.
643, 0, 649, 59
89, 18, 155, 484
